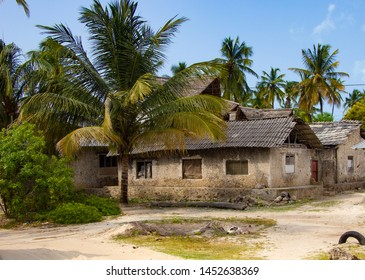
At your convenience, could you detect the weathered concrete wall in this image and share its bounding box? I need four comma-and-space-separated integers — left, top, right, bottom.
129, 148, 271, 201
336, 128, 365, 183
269, 145, 319, 188
129, 147, 319, 201
319, 149, 337, 186
71, 149, 118, 189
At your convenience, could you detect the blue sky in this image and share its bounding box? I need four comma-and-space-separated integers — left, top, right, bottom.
1, 0, 365, 119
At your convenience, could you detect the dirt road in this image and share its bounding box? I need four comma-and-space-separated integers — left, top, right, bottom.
1, 191, 365, 260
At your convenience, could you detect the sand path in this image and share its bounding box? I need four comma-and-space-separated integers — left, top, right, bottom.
1, 191, 365, 260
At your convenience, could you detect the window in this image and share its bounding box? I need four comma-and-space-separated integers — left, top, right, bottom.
226, 160, 248, 175
348, 156, 354, 173
182, 159, 202, 179
137, 161, 152, 179
285, 155, 295, 173
99, 154, 117, 168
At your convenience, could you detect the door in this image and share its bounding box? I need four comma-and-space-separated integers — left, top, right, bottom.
311, 160, 318, 182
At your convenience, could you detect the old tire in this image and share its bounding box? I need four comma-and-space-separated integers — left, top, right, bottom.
338, 231, 365, 245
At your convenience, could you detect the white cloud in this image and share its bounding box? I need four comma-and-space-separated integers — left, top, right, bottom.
313, 4, 336, 35
353, 60, 365, 82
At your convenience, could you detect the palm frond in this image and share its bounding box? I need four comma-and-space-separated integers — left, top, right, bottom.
56, 126, 112, 156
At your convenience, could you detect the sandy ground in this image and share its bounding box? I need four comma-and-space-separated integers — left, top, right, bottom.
1, 191, 365, 260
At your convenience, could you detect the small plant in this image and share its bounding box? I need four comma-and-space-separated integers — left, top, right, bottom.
47, 203, 102, 224
75, 194, 121, 216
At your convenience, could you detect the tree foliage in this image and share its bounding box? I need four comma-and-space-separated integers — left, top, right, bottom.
20, 0, 227, 204
256, 67, 285, 108
289, 44, 348, 114
0, 123, 74, 220
312, 112, 334, 122
344, 99, 365, 129
0, 40, 25, 129
344, 89, 365, 113
217, 36, 257, 104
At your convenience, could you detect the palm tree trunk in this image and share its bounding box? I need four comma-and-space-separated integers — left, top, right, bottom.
117, 153, 129, 205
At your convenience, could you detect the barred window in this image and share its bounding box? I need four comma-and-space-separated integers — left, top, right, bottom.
182, 159, 202, 179
226, 160, 248, 175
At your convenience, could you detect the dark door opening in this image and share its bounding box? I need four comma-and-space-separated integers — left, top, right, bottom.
311, 160, 318, 182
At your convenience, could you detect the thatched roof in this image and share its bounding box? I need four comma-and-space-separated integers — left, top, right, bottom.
309, 121, 362, 146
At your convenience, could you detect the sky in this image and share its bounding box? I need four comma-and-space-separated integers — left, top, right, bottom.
1, 0, 365, 120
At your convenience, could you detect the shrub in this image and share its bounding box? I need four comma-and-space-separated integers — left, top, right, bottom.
75, 194, 121, 216
47, 203, 102, 224
0, 123, 74, 220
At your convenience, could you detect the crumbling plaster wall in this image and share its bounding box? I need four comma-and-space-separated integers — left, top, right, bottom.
129, 147, 271, 201
72, 149, 117, 189
269, 146, 318, 188
336, 128, 365, 183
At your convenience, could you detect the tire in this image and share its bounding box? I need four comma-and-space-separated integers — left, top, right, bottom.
338, 231, 365, 245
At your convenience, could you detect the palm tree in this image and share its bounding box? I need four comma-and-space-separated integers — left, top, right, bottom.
283, 81, 299, 109
344, 89, 365, 112
20, 38, 94, 154
0, 40, 25, 128
248, 89, 271, 109
20, 0, 227, 204
327, 78, 343, 117
0, 0, 30, 16
289, 44, 348, 114
217, 37, 258, 104
256, 67, 285, 108
171, 62, 187, 76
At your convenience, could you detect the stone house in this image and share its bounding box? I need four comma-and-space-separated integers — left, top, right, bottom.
126, 106, 324, 201
309, 121, 365, 193
71, 77, 365, 201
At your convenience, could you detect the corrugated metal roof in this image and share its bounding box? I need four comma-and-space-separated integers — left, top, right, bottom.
309, 121, 361, 146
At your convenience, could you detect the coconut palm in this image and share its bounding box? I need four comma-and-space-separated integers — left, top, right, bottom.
344, 89, 365, 112
171, 62, 187, 76
283, 81, 299, 109
217, 37, 258, 104
20, 0, 227, 204
0, 40, 25, 128
248, 89, 271, 109
256, 67, 285, 108
289, 44, 348, 114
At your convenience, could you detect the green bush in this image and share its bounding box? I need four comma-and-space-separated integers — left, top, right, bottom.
47, 203, 102, 224
75, 194, 121, 216
0, 123, 74, 220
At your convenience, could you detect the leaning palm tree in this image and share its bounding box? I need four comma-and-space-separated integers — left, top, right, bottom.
217, 37, 258, 104
0, 40, 25, 128
256, 67, 285, 108
0, 0, 29, 16
289, 44, 348, 114
20, 0, 227, 204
